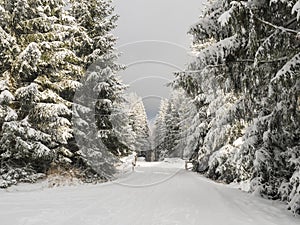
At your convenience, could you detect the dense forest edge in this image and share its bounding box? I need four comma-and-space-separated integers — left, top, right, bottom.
0, 0, 150, 187
0, 0, 299, 216
153, 0, 300, 215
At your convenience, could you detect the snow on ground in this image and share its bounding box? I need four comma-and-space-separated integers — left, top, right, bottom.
0, 159, 299, 225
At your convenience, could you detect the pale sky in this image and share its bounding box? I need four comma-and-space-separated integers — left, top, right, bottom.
113, 0, 206, 120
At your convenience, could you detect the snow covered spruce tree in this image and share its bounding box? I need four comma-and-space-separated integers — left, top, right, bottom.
72, 55, 128, 179
70, 0, 118, 66
153, 99, 168, 161
162, 91, 183, 159
172, 91, 205, 162
172, 0, 300, 214
0, 0, 81, 187
153, 91, 186, 160
71, 0, 134, 160
0, 0, 127, 186
127, 93, 151, 159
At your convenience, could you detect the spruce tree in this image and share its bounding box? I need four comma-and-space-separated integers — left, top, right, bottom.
153, 99, 168, 161
0, 0, 83, 187
172, 0, 300, 214
0, 0, 127, 186
127, 93, 150, 159
153, 92, 184, 160
71, 0, 133, 161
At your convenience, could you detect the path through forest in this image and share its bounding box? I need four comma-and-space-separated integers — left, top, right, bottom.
0, 159, 299, 225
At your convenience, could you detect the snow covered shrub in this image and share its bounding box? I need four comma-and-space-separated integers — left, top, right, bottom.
0, 167, 45, 189
207, 145, 237, 182
278, 181, 291, 202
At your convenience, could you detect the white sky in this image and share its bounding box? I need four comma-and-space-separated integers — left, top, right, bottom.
113, 0, 206, 120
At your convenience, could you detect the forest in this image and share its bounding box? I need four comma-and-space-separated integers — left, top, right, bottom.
0, 0, 299, 217
153, 0, 300, 214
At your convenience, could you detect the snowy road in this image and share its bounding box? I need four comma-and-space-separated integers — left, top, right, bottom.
0, 160, 299, 225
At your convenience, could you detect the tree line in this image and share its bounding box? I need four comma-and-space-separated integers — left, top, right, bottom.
153, 0, 300, 214
0, 0, 150, 188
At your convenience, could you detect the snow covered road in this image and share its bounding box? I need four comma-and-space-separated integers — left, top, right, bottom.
0, 159, 299, 225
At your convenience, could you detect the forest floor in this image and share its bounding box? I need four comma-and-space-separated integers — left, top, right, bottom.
0, 158, 299, 225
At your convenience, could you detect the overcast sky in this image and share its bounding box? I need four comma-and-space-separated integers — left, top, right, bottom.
113, 0, 206, 120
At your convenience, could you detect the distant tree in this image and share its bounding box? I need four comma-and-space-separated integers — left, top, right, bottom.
153, 99, 168, 160
153, 91, 186, 160
126, 93, 150, 158
173, 93, 204, 161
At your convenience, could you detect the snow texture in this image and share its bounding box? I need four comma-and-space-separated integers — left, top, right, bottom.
272, 52, 300, 83
217, 2, 236, 27
0, 90, 14, 104
194, 35, 240, 65
0, 160, 299, 225
292, 1, 300, 20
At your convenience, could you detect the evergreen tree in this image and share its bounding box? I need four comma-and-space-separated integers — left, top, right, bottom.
171, 0, 300, 214
153, 99, 168, 160
0, 0, 83, 187
173, 94, 205, 162
163, 92, 182, 158
92, 56, 128, 156
0, 0, 126, 186
71, 0, 132, 160
153, 91, 184, 160
127, 93, 151, 159
70, 0, 118, 65
72, 55, 125, 179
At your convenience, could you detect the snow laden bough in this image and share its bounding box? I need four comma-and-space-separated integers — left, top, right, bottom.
0, 0, 126, 187
170, 0, 300, 215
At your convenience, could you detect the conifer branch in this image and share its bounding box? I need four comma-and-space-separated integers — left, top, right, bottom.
255, 17, 299, 34
179, 56, 289, 74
